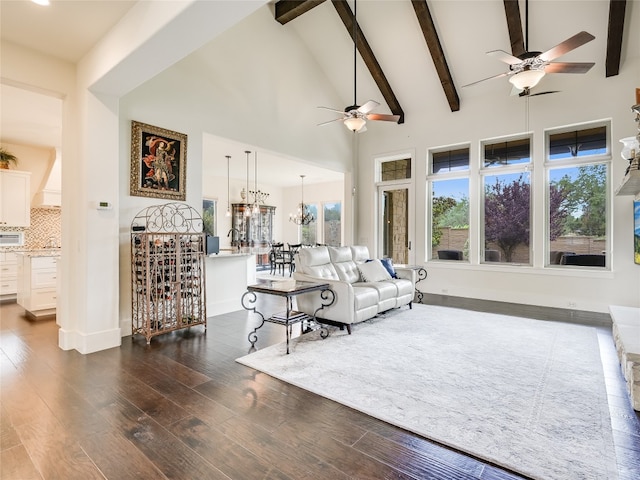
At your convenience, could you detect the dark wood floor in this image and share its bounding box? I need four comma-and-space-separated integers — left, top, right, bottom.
1, 298, 639, 480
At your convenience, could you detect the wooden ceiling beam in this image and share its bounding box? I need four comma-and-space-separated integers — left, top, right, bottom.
411, 1, 459, 112
503, 0, 525, 57
331, 0, 404, 123
605, 0, 626, 77
275, 0, 326, 25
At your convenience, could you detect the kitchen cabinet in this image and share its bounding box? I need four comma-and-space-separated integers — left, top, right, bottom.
230, 203, 275, 267
230, 203, 275, 247
0, 251, 18, 298
0, 170, 31, 227
17, 253, 59, 318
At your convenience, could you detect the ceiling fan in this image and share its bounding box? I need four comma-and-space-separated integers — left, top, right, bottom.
463, 0, 595, 94
318, 0, 399, 133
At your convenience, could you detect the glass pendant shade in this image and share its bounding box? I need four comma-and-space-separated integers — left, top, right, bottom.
509, 69, 545, 90
344, 116, 366, 132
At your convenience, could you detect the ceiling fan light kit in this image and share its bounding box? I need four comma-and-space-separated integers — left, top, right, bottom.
344, 116, 366, 132
509, 69, 545, 90
463, 0, 594, 94
317, 0, 399, 132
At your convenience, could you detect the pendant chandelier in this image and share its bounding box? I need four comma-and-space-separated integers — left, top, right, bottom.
225, 155, 231, 217
243, 150, 252, 217
289, 175, 314, 225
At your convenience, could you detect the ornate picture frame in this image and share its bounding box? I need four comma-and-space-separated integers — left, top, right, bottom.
130, 120, 187, 200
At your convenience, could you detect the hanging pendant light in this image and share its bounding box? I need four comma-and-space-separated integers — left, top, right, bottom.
289, 175, 314, 225
225, 155, 231, 217
345, 0, 365, 132
252, 151, 259, 214
244, 150, 252, 217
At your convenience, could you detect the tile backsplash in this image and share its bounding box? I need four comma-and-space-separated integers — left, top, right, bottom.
0, 208, 61, 249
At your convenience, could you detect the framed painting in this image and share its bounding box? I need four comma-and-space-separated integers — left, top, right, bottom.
634, 200, 640, 265
130, 121, 187, 200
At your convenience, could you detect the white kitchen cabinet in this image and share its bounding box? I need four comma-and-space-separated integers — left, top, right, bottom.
17, 254, 58, 318
0, 251, 18, 298
0, 170, 31, 227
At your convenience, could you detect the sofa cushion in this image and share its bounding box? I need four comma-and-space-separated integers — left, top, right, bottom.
350, 245, 370, 264
329, 246, 360, 283
358, 259, 392, 282
352, 286, 380, 310
379, 258, 398, 279
297, 247, 339, 280
328, 246, 352, 263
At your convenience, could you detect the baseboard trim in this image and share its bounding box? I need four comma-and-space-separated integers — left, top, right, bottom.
58, 327, 122, 354
418, 293, 611, 326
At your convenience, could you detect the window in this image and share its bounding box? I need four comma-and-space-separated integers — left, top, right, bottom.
429, 146, 469, 261
202, 198, 217, 236
482, 136, 531, 264
300, 204, 318, 245
546, 123, 609, 268
381, 158, 411, 181
323, 202, 341, 246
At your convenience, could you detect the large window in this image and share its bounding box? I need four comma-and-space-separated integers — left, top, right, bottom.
482, 137, 531, 264
546, 124, 609, 268
300, 204, 318, 245
323, 202, 341, 246
429, 146, 469, 261
202, 198, 217, 236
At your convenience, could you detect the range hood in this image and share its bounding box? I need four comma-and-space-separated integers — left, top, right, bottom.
33, 147, 61, 208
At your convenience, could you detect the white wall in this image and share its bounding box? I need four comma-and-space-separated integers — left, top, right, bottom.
355, 4, 640, 313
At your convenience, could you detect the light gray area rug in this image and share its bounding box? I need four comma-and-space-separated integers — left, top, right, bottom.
236, 304, 618, 480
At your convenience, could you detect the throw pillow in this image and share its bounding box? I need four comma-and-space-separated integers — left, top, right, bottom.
358, 259, 392, 282
379, 257, 398, 279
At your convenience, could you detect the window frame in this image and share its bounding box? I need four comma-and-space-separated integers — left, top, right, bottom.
427, 143, 471, 262
480, 133, 533, 266
543, 120, 612, 270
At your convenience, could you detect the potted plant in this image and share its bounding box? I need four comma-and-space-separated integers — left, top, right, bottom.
0, 147, 19, 169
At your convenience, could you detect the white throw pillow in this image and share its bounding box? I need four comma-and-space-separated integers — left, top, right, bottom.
358, 259, 392, 282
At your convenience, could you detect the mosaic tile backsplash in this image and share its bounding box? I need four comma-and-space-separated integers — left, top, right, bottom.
0, 208, 61, 250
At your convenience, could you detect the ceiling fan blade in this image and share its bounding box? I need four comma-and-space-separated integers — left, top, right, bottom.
528, 90, 560, 97
487, 49, 522, 65
357, 100, 380, 114
544, 62, 595, 74
461, 71, 510, 88
538, 31, 595, 62
317, 118, 344, 127
318, 106, 347, 114
366, 113, 400, 122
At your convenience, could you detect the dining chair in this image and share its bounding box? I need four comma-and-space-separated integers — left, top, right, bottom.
269, 243, 285, 275
287, 243, 302, 276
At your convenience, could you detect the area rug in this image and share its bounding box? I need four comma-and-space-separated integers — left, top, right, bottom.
236, 304, 618, 480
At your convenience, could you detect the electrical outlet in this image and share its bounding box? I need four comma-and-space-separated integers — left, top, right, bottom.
442, 288, 449, 294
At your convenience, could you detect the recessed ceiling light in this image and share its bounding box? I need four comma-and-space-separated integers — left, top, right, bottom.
32, 0, 50, 6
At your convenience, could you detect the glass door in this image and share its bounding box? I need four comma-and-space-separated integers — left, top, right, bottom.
378, 184, 413, 264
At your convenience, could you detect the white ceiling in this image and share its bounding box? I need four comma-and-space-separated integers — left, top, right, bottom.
1, 0, 636, 186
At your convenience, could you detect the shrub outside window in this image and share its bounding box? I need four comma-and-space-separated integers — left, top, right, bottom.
546, 123, 609, 268
429, 146, 469, 261
481, 136, 532, 265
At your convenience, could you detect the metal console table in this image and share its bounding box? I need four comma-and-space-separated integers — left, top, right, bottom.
241, 280, 335, 354
396, 264, 428, 303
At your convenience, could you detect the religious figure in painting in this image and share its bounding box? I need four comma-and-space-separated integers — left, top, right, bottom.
142, 135, 177, 191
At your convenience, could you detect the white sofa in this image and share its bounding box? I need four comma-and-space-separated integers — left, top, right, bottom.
292, 246, 416, 333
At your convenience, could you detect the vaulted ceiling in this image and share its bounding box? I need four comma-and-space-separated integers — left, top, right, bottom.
0, 0, 637, 186
275, 0, 628, 117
